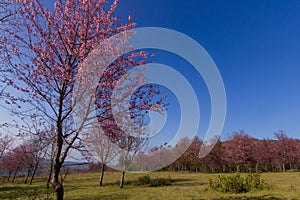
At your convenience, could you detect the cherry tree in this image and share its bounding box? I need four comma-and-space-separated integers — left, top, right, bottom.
223, 131, 254, 172
0, 133, 12, 160
83, 127, 120, 186
21, 135, 50, 185
118, 134, 148, 188
1, 146, 25, 182
0, 0, 163, 199
274, 131, 300, 171
202, 137, 224, 172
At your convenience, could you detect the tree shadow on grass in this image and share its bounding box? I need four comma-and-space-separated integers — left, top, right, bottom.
0, 185, 49, 199
211, 195, 283, 200
171, 178, 206, 187
70, 194, 129, 200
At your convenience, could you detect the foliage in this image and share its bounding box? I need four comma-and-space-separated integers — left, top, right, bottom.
208, 173, 266, 193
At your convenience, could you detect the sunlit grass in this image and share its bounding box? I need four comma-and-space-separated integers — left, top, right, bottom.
1, 172, 300, 199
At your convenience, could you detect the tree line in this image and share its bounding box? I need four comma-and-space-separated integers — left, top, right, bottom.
151, 130, 300, 173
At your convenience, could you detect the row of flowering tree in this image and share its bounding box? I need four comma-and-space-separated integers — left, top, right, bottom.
0, 133, 50, 184
128, 130, 300, 173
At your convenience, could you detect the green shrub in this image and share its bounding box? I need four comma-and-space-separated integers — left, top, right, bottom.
244, 173, 265, 191
208, 173, 266, 193
135, 175, 151, 186
134, 175, 172, 187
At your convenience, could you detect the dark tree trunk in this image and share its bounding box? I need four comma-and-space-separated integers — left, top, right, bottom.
51, 160, 64, 200
99, 163, 105, 186
47, 168, 52, 188
24, 169, 31, 184
7, 171, 11, 182
51, 163, 64, 200
51, 116, 65, 200
51, 131, 64, 200
119, 171, 125, 188
12, 169, 18, 183
29, 161, 39, 185
47, 157, 54, 188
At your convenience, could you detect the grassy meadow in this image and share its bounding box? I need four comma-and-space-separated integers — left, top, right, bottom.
0, 172, 300, 200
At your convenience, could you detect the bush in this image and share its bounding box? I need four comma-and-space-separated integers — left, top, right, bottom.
208, 173, 266, 193
134, 175, 172, 187
136, 175, 151, 185
244, 173, 265, 191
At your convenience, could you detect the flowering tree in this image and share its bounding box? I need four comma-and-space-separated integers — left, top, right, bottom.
223, 131, 254, 172
118, 133, 148, 188
1, 145, 25, 182
0, 0, 161, 199
83, 127, 120, 186
274, 131, 300, 171
0, 133, 12, 160
202, 137, 224, 172
20, 135, 50, 185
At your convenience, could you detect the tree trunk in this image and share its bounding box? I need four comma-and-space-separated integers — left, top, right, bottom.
282, 163, 286, 172
12, 169, 18, 183
24, 169, 31, 184
47, 159, 54, 188
255, 162, 259, 173
99, 163, 105, 186
236, 165, 240, 172
51, 161, 64, 200
29, 161, 39, 185
47, 167, 53, 188
7, 171, 11, 182
51, 119, 64, 200
119, 171, 125, 188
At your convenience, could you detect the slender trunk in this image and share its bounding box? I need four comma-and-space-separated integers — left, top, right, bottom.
24, 169, 31, 184
29, 161, 39, 185
47, 158, 54, 188
236, 165, 240, 172
282, 163, 286, 172
12, 169, 18, 183
47, 167, 53, 188
222, 165, 226, 173
119, 171, 125, 188
7, 171, 11, 182
255, 162, 259, 173
99, 163, 105, 186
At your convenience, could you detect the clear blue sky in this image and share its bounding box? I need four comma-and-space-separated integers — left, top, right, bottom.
2, 0, 300, 145
116, 0, 300, 141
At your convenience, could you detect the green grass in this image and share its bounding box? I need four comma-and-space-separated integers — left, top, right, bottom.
1, 172, 300, 199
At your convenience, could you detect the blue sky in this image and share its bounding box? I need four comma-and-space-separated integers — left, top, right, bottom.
2, 0, 300, 146
116, 0, 300, 141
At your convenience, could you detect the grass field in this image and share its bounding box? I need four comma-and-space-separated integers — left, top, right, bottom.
1, 172, 300, 200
